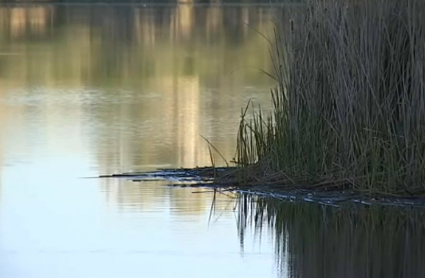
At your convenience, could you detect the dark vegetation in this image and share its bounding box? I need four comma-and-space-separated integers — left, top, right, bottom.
229, 0, 425, 198
236, 196, 425, 277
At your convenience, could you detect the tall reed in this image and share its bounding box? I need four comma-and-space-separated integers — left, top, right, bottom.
236, 0, 425, 195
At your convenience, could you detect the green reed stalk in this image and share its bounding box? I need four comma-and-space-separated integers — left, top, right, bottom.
236, 0, 425, 195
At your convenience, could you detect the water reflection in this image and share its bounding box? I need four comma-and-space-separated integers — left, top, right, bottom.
0, 0, 279, 219
101, 177, 237, 215
238, 197, 425, 278
1, 3, 423, 278
0, 4, 276, 171
0, 4, 278, 277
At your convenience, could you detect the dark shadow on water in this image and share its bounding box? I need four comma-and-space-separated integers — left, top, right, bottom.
237, 195, 425, 278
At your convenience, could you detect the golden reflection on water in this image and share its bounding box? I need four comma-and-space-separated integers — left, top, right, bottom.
0, 4, 277, 211
101, 177, 235, 215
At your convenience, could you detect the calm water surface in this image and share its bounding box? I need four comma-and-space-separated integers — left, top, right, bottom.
0, 3, 280, 278
2, 3, 424, 278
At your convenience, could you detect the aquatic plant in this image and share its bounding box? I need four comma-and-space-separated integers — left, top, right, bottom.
235, 0, 425, 196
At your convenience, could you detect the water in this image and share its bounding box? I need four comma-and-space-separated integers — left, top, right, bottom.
237, 197, 425, 278
1, 3, 424, 278
0, 3, 280, 278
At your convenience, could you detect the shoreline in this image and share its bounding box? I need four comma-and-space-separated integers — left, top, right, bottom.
99, 166, 425, 209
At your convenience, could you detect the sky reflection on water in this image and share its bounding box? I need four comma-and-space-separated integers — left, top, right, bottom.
1, 2, 422, 278
0, 3, 280, 278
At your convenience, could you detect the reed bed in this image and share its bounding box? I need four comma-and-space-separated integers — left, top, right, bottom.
235, 0, 425, 196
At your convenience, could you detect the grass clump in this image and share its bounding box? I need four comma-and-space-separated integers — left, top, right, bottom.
235, 0, 425, 196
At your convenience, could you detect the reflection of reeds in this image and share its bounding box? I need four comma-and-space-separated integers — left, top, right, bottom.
236, 0, 425, 196
238, 196, 425, 278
